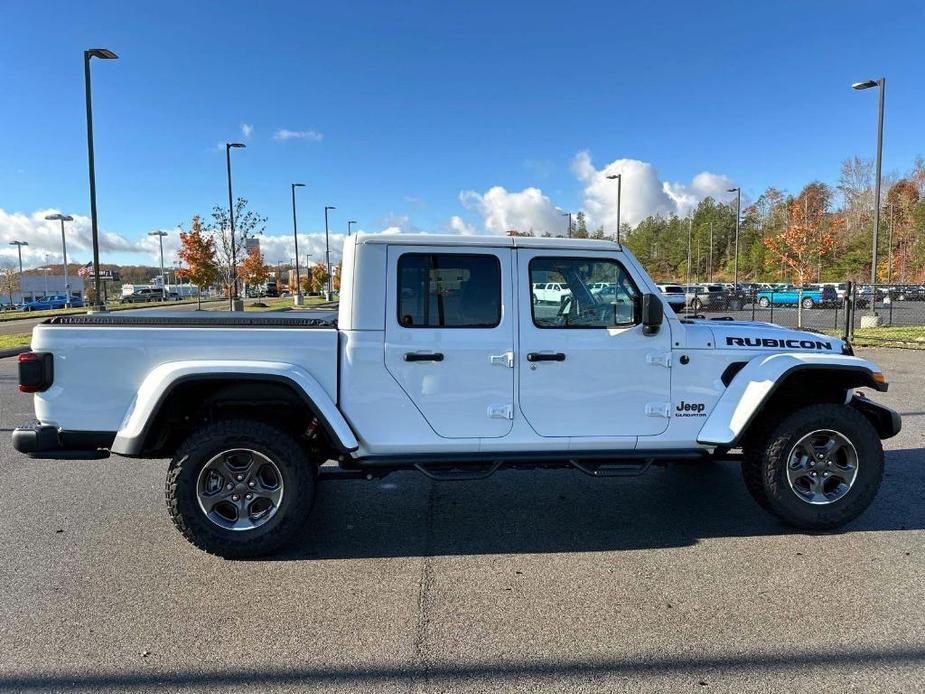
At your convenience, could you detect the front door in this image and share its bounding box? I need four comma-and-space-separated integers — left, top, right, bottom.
517, 250, 671, 438
384, 246, 515, 438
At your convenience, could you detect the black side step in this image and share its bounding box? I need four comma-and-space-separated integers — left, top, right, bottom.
413, 461, 502, 481
569, 459, 651, 477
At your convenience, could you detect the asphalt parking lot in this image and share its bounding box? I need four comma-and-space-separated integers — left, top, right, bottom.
0, 348, 923, 693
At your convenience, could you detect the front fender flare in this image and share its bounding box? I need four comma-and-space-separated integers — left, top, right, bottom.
110, 360, 359, 456
697, 352, 886, 447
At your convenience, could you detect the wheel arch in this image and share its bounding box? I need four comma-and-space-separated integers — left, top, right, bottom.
698, 353, 888, 448
111, 361, 359, 457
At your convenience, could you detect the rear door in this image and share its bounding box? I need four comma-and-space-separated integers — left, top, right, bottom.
384, 246, 515, 438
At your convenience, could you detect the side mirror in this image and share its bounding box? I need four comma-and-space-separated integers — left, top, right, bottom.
641, 293, 663, 336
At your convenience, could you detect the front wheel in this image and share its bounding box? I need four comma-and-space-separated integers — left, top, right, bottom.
741, 404, 883, 530
801, 297, 815, 309
166, 419, 316, 558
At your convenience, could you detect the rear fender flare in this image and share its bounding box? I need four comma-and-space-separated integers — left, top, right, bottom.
697, 353, 886, 446
111, 360, 358, 456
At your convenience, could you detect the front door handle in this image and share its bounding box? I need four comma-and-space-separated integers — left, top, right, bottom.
526, 352, 566, 362
404, 352, 445, 362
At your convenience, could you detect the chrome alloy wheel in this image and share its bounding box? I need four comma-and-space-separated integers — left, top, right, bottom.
196, 449, 284, 531
786, 429, 859, 505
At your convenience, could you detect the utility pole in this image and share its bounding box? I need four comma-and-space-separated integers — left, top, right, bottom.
324, 206, 335, 300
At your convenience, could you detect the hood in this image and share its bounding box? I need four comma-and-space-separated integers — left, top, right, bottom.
701, 319, 846, 354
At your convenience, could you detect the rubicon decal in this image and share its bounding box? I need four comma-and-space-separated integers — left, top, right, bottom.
725, 336, 832, 350
675, 401, 707, 417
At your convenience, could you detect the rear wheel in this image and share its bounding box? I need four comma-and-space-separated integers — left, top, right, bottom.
741, 404, 883, 530
801, 297, 815, 309
166, 419, 315, 558
758, 297, 771, 308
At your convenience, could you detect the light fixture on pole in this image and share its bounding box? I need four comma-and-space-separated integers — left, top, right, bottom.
148, 231, 168, 299
606, 174, 622, 244
324, 206, 336, 300
347, 220, 357, 237
727, 187, 741, 286
225, 142, 246, 310
45, 214, 74, 306
84, 47, 118, 311
852, 77, 885, 320
291, 182, 306, 306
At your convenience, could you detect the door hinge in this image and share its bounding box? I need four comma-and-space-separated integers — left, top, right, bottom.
645, 402, 671, 418
646, 352, 672, 368
489, 351, 515, 368
487, 404, 514, 420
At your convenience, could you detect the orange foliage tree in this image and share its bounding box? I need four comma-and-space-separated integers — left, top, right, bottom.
238, 246, 269, 295
176, 216, 219, 309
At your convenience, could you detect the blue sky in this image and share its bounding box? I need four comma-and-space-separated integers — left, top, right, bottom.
1, 0, 923, 268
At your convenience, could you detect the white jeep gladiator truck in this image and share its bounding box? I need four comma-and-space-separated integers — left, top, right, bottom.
13, 235, 900, 558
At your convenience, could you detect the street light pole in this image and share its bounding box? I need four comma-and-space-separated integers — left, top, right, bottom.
561, 211, 572, 238
606, 174, 622, 244
324, 206, 336, 300
225, 142, 246, 310
727, 187, 741, 285
291, 183, 306, 306
84, 48, 118, 311
708, 221, 714, 283
45, 214, 74, 306
9, 241, 27, 301
853, 77, 885, 318
148, 231, 168, 298
348, 220, 357, 237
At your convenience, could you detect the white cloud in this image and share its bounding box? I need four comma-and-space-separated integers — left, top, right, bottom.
240, 122, 253, 139
0, 208, 176, 269
573, 150, 738, 230
273, 129, 324, 142
459, 186, 565, 236
447, 215, 479, 235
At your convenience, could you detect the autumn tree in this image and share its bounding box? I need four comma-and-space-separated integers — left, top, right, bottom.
238, 246, 269, 294
0, 260, 19, 306
332, 263, 343, 292
309, 262, 330, 295
176, 215, 219, 309
763, 194, 840, 327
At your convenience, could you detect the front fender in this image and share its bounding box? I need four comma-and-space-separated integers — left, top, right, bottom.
111, 360, 358, 455
697, 352, 886, 446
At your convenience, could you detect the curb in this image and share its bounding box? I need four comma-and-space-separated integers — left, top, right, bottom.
0, 346, 30, 359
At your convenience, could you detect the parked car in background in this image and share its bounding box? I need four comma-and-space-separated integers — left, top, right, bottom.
120, 288, 164, 304
685, 284, 747, 311
20, 295, 84, 311
755, 285, 835, 309
656, 284, 686, 313
532, 282, 571, 304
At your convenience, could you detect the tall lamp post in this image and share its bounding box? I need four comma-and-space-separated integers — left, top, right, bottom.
44, 214, 74, 306
291, 182, 306, 306
347, 220, 357, 237
148, 231, 168, 298
561, 211, 572, 238
324, 206, 336, 300
852, 77, 885, 320
84, 47, 118, 311
606, 174, 622, 244
727, 187, 741, 286
9, 241, 27, 302
225, 142, 246, 310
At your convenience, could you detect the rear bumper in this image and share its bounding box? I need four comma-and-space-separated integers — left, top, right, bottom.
11, 423, 114, 460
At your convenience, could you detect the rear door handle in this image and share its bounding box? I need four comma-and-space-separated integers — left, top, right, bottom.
404, 352, 445, 362
526, 352, 566, 362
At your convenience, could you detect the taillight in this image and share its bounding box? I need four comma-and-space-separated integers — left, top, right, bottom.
18, 352, 54, 393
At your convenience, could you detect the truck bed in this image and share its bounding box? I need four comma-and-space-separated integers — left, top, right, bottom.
31, 313, 340, 435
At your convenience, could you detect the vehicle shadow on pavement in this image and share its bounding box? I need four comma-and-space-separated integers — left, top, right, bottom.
1, 644, 923, 692
270, 448, 925, 561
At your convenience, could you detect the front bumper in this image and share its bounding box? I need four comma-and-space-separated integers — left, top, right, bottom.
12, 422, 113, 460
849, 394, 902, 439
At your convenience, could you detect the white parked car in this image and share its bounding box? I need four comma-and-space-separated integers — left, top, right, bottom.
656, 284, 687, 313
532, 281, 571, 304
14, 235, 899, 558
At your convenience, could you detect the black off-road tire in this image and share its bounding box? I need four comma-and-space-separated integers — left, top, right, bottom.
166, 419, 315, 559
741, 404, 883, 530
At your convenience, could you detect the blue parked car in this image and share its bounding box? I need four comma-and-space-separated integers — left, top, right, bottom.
755, 285, 835, 309
20, 294, 84, 311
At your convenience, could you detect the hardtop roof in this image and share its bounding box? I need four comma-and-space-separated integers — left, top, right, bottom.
354, 233, 622, 251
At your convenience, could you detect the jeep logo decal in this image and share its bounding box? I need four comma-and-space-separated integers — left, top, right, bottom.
725, 336, 832, 350
675, 401, 707, 417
